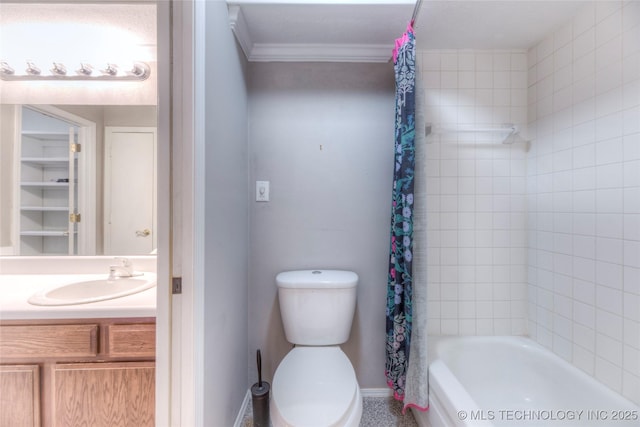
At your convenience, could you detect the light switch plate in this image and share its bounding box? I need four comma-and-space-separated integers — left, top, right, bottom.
256, 181, 270, 202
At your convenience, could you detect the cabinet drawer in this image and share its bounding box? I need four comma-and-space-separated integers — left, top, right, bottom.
105, 324, 155, 358
0, 324, 98, 359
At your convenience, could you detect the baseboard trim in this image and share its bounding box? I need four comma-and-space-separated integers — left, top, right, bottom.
361, 388, 394, 398
233, 389, 252, 427
234, 386, 393, 425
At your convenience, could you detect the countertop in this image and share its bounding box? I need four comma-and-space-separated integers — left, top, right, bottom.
0, 273, 156, 320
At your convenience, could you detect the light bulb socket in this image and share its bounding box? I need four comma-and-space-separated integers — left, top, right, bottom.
51, 62, 67, 76
26, 61, 41, 76
76, 63, 93, 76
127, 61, 150, 79
0, 61, 14, 75
101, 63, 118, 76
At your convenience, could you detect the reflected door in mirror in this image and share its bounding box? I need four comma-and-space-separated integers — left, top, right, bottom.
104, 127, 157, 255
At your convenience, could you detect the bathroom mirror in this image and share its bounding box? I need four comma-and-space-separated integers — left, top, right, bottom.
0, 1, 157, 257
0, 104, 157, 257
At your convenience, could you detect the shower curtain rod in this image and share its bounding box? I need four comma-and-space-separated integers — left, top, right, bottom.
410, 0, 423, 26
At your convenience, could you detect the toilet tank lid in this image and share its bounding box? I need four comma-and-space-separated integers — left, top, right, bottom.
276, 270, 358, 289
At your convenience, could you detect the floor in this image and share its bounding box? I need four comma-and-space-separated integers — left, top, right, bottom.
242, 396, 420, 427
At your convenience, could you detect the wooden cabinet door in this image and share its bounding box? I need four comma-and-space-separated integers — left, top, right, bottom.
0, 365, 40, 427
51, 362, 154, 427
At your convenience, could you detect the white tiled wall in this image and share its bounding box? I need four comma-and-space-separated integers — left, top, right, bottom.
418, 49, 530, 336
527, 1, 640, 405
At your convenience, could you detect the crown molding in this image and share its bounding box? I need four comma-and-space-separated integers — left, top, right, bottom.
228, 5, 392, 63
228, 6, 253, 59
248, 43, 392, 63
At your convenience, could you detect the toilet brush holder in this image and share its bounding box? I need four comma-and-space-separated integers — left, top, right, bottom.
251, 349, 270, 427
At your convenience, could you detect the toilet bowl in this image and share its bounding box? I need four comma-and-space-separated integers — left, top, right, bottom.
271, 270, 362, 427
270, 346, 362, 427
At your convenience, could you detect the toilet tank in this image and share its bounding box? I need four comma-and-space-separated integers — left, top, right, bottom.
276, 270, 358, 345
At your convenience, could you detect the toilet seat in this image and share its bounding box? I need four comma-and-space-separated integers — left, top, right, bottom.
271, 346, 362, 427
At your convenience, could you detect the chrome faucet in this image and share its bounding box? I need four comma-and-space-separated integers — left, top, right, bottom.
108, 257, 143, 280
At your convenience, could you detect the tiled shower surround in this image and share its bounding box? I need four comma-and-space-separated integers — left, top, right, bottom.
421, 47, 530, 337
420, 1, 640, 406
526, 1, 639, 404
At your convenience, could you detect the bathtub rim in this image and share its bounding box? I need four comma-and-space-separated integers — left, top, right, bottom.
412, 335, 640, 427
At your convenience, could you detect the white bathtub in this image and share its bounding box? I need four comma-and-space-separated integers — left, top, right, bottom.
412, 336, 639, 427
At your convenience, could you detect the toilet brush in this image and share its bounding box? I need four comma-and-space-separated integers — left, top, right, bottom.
251, 349, 270, 427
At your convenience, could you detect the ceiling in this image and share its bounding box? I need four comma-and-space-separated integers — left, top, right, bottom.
0, 3, 156, 63
227, 0, 590, 62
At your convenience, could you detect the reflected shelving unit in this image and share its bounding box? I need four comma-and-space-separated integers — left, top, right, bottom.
15, 108, 80, 255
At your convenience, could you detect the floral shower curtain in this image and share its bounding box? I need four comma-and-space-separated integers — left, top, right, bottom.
386, 22, 429, 413
386, 23, 416, 401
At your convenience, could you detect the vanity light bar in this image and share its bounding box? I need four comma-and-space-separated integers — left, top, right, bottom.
0, 61, 150, 81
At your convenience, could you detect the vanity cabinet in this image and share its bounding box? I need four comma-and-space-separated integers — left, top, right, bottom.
0, 318, 155, 427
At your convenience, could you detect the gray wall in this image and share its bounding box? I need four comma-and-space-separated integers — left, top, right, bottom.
248, 62, 395, 388
0, 105, 15, 250
201, 2, 249, 425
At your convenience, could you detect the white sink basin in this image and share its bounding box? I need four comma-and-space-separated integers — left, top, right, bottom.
28, 274, 156, 306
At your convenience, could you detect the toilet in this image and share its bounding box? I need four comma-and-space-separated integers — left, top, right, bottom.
271, 270, 363, 427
